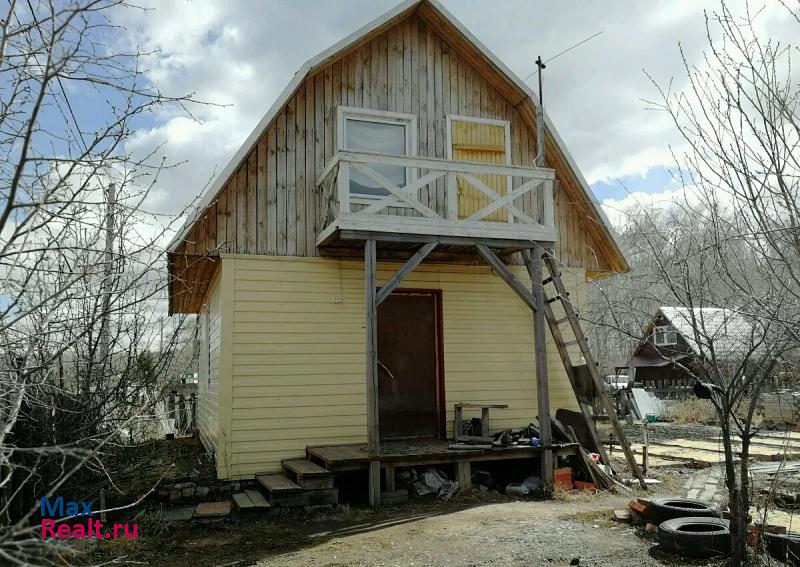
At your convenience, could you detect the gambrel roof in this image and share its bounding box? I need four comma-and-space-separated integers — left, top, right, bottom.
167, 0, 628, 274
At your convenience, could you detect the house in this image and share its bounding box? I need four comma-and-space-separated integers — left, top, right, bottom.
166, 0, 632, 504
622, 307, 756, 392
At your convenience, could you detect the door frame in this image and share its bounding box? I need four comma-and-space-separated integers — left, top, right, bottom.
378, 287, 446, 440
445, 114, 514, 224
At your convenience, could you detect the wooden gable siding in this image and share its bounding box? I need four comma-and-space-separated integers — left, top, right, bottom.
175, 13, 599, 270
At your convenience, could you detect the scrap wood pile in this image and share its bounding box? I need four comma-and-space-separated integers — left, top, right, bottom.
448, 416, 632, 493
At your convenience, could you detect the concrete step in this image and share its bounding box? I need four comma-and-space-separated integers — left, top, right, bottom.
282, 458, 334, 489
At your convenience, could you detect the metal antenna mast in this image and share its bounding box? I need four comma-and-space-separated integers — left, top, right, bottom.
535, 55, 546, 167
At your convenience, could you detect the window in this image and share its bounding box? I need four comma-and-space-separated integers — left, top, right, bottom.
654, 325, 677, 346
337, 107, 416, 199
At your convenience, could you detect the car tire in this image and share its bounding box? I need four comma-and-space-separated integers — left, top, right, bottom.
649, 496, 722, 524
658, 516, 730, 558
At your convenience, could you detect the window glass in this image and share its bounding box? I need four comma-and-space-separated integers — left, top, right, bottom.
345, 119, 407, 197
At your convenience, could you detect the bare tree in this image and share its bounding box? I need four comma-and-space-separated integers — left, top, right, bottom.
0, 1, 207, 564
586, 2, 800, 564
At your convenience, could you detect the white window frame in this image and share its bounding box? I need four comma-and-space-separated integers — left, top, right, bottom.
336, 106, 418, 204
654, 325, 677, 346
444, 114, 513, 224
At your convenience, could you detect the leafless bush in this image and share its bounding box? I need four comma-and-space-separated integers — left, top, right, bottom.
0, 1, 209, 564
586, 2, 800, 564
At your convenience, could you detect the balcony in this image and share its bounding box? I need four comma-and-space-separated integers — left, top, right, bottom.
316, 150, 556, 256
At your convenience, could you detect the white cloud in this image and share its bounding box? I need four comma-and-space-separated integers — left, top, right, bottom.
108, 0, 794, 219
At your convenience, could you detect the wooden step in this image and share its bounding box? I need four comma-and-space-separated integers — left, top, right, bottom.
256, 473, 302, 493
282, 458, 334, 489
232, 490, 272, 514
256, 473, 338, 507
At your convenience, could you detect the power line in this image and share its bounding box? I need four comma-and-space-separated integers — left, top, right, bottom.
522, 30, 604, 81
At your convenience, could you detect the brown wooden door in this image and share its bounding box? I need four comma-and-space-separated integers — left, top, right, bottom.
377, 291, 442, 440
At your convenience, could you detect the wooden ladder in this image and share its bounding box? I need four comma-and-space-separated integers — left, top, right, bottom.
531, 249, 646, 489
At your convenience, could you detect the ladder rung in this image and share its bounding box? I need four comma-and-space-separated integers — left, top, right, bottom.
542, 276, 554, 285
554, 317, 569, 325
545, 295, 561, 304
564, 340, 580, 348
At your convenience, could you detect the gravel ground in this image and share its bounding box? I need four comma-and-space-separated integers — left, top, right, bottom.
255, 493, 722, 567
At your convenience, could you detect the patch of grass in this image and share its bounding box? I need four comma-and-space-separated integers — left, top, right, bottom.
672, 398, 717, 424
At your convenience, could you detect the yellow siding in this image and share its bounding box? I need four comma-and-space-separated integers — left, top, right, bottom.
197, 269, 222, 456
221, 255, 582, 479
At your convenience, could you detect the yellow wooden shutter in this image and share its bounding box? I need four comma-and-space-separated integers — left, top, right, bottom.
451, 121, 508, 222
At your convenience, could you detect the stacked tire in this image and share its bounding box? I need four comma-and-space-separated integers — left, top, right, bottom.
651, 497, 730, 559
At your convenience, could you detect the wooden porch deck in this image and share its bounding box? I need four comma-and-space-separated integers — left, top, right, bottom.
306, 439, 578, 472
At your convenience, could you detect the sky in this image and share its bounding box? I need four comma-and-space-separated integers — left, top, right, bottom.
109, 0, 794, 229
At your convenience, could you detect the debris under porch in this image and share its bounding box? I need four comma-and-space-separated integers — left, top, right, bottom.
305, 439, 581, 501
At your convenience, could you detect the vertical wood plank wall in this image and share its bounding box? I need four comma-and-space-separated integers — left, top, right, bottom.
220, 255, 584, 479
175, 13, 597, 270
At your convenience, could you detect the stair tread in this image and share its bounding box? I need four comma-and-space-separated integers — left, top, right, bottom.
282, 458, 331, 478
245, 489, 270, 508
256, 473, 302, 493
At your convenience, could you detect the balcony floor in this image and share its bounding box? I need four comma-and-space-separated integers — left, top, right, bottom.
317, 214, 556, 261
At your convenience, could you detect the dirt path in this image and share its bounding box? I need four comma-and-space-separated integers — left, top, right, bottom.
254, 494, 687, 567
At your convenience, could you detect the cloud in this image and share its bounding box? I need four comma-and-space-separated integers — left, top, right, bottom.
107, 0, 794, 221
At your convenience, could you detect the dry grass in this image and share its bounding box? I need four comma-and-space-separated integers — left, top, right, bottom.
671, 398, 717, 423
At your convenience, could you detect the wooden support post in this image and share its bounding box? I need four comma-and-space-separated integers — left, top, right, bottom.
385, 465, 395, 492
376, 242, 438, 306
456, 461, 472, 491
475, 244, 538, 312
481, 407, 490, 437
530, 247, 554, 487
453, 405, 463, 440
365, 239, 381, 507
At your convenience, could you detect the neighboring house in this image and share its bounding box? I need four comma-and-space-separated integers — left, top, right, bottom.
165, 0, 630, 498
623, 307, 756, 392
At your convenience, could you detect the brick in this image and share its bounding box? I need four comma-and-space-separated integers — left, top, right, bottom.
612, 509, 631, 523
628, 499, 649, 518
194, 501, 232, 518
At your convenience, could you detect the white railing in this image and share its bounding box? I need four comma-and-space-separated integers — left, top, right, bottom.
317, 150, 556, 242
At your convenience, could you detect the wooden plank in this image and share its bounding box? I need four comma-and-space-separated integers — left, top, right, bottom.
377, 33, 388, 110
236, 167, 247, 253
232, 492, 254, 510
244, 489, 270, 508
433, 33, 445, 216
402, 19, 412, 114
282, 458, 331, 478
286, 96, 297, 256
224, 181, 236, 253
454, 403, 509, 409
474, 244, 537, 312
295, 88, 307, 256
256, 473, 301, 493
529, 246, 554, 486
256, 137, 267, 254
322, 67, 333, 241
246, 149, 257, 254
376, 242, 438, 305
305, 79, 316, 257
267, 124, 278, 255
276, 110, 288, 256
